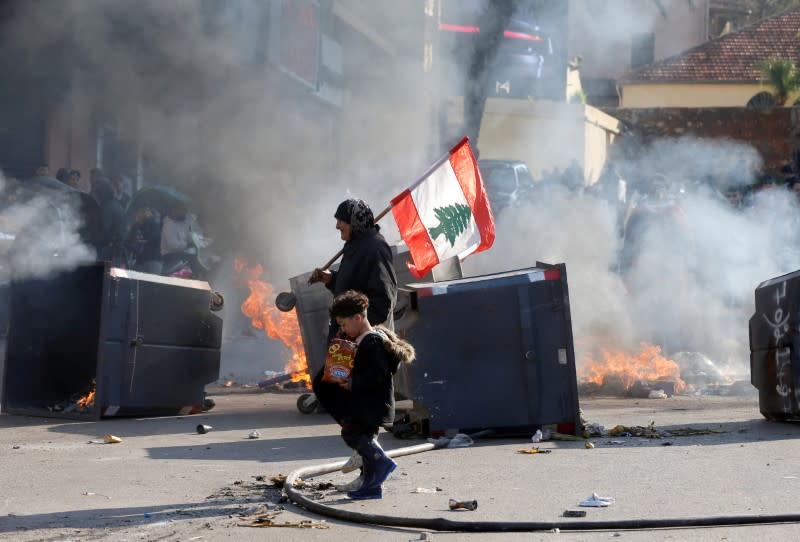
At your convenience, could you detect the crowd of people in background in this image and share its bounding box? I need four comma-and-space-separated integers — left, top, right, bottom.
0, 164, 210, 279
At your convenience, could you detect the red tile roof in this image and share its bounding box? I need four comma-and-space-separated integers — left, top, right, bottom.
621, 8, 800, 83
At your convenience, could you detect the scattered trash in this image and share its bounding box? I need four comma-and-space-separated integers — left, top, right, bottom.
143, 512, 153, 519
448, 499, 478, 511
82, 491, 111, 499
584, 441, 595, 449
248, 431, 261, 439
583, 423, 605, 437
241, 515, 327, 529
238, 508, 328, 529
562, 510, 587, 518
223, 380, 234, 388
608, 423, 660, 439
12, 445, 20, 450
103, 434, 122, 444
516, 447, 551, 455
427, 433, 474, 448
447, 433, 475, 448
409, 533, 431, 541
531, 429, 543, 443
267, 474, 304, 489
607, 440, 625, 445
648, 389, 668, 399
579, 493, 615, 507
662, 441, 673, 446
196, 424, 213, 434
412, 487, 441, 493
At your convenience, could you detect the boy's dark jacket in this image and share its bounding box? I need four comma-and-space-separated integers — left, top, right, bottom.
348, 325, 415, 427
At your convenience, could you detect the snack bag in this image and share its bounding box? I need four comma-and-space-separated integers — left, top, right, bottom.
322, 338, 357, 389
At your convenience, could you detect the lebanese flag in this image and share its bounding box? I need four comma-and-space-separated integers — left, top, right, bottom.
391, 137, 495, 279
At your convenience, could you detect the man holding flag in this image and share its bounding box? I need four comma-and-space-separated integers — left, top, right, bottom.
301, 136, 495, 499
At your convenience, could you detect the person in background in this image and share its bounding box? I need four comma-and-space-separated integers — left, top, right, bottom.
67, 169, 82, 190
55, 168, 71, 185
325, 290, 414, 500
125, 207, 162, 273
111, 175, 131, 209
91, 177, 125, 263
160, 202, 203, 277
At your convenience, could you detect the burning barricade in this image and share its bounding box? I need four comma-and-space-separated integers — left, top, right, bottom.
233, 259, 311, 390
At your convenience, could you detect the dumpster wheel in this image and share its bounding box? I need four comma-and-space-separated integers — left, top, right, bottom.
297, 393, 318, 414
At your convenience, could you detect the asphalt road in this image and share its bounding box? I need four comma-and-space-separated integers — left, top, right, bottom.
2, 389, 800, 541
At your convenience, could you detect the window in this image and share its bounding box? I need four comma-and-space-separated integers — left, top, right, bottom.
630, 33, 655, 69
747, 91, 776, 108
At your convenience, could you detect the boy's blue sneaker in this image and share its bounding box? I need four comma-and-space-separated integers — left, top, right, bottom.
347, 485, 382, 500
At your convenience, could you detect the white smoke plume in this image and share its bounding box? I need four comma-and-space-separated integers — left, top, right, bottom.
0, 170, 95, 281
464, 136, 796, 380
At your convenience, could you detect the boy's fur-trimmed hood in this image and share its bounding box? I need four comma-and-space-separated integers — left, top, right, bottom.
373, 325, 415, 365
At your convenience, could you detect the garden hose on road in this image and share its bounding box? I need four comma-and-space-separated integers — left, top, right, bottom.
284, 442, 800, 533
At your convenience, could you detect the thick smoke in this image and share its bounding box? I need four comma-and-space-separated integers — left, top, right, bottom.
0, 0, 435, 287
464, 136, 793, 379
0, 172, 95, 281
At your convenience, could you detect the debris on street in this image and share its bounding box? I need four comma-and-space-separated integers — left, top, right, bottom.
448, 499, 478, 511
196, 424, 213, 434
103, 434, 122, 444
516, 447, 551, 455
247, 430, 260, 439
580, 493, 615, 507
238, 507, 328, 529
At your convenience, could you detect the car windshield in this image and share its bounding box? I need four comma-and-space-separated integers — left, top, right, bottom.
482, 166, 517, 194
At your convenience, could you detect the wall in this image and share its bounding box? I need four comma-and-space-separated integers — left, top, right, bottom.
569, 0, 709, 81
43, 96, 94, 191
606, 106, 797, 172
619, 82, 764, 108
448, 97, 621, 185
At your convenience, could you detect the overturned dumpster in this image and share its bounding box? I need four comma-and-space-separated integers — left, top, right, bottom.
750, 269, 800, 421
290, 249, 580, 436
1, 264, 223, 420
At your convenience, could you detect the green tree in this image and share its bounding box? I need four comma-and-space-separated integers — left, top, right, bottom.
759, 57, 800, 105
428, 203, 472, 246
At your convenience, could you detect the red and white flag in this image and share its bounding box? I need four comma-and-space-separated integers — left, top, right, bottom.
391, 137, 495, 279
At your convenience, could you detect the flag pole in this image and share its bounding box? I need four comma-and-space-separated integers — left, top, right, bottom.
319, 136, 468, 271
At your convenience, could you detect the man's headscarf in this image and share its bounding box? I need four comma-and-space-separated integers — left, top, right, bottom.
334, 198, 375, 235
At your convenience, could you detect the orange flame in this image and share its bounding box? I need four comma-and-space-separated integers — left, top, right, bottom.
234, 259, 311, 387
579, 343, 688, 393
76, 379, 96, 409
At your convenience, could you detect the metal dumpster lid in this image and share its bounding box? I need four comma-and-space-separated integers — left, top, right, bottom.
406, 265, 562, 296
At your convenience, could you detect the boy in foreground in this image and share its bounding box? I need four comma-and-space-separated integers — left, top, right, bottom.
328, 290, 415, 500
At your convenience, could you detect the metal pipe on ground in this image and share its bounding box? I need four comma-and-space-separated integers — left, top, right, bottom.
284, 443, 800, 533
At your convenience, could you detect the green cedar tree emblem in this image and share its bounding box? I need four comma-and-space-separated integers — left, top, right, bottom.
428, 203, 472, 247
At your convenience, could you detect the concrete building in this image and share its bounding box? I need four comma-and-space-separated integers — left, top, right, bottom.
569, 0, 711, 106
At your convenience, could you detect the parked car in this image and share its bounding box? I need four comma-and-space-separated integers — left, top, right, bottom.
478, 159, 535, 213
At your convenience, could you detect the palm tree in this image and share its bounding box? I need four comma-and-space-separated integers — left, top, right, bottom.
759, 58, 800, 105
